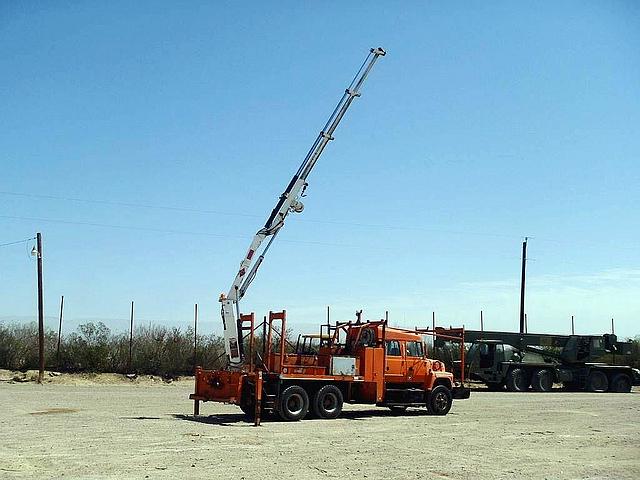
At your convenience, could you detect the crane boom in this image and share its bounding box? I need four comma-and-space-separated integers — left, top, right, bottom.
220, 47, 386, 366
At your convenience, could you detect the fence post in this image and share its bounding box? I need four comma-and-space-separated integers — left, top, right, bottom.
128, 301, 134, 372
56, 295, 64, 366
193, 303, 198, 372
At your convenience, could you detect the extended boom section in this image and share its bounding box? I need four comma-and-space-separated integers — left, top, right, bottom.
220, 48, 386, 366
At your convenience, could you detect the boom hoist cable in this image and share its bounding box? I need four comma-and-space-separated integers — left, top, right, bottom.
220, 47, 386, 366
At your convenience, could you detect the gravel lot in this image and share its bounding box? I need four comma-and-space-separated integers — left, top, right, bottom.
0, 379, 638, 479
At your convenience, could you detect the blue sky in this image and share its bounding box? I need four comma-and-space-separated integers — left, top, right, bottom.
1, 1, 639, 339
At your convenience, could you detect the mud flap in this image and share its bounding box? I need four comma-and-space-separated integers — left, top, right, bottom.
452, 386, 471, 399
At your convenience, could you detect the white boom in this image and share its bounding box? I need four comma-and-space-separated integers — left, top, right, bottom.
220, 47, 386, 366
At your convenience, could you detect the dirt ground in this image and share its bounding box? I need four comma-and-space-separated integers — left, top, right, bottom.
0, 375, 638, 479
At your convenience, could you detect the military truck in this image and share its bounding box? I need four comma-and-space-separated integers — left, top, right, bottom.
435, 328, 640, 393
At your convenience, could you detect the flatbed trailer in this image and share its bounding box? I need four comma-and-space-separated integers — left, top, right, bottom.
191, 311, 470, 424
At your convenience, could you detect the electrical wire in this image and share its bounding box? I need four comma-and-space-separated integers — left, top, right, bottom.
0, 236, 36, 247
0, 191, 261, 219
0, 190, 525, 239
0, 214, 388, 250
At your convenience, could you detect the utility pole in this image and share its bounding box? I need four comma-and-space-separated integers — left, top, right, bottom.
56, 295, 64, 365
519, 237, 528, 334
611, 318, 615, 335
193, 303, 198, 371
36, 232, 44, 384
571, 315, 575, 335
128, 301, 134, 372
480, 310, 484, 332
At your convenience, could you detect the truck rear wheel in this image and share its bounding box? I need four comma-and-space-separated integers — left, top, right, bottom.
312, 385, 343, 419
532, 369, 553, 392
427, 386, 452, 415
279, 385, 309, 421
609, 373, 632, 393
586, 371, 608, 393
506, 368, 529, 392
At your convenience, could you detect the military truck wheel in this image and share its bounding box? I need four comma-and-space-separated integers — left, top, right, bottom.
279, 385, 309, 421
532, 369, 553, 392
506, 368, 529, 392
427, 386, 452, 415
312, 384, 343, 419
586, 371, 608, 393
609, 373, 632, 393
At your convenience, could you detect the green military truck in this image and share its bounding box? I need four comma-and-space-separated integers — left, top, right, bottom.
435, 329, 640, 393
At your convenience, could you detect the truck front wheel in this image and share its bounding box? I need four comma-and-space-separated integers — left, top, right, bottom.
279, 385, 309, 421
427, 386, 452, 415
609, 373, 632, 393
532, 369, 553, 392
506, 368, 529, 392
586, 371, 608, 393
312, 385, 343, 419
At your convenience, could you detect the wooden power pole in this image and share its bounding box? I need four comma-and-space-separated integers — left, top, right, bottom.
519, 237, 528, 334
36, 232, 45, 384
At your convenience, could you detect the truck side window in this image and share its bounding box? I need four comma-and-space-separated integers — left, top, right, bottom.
406, 341, 423, 357
385, 340, 401, 356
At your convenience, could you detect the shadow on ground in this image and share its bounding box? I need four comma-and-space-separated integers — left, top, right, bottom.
172, 407, 442, 426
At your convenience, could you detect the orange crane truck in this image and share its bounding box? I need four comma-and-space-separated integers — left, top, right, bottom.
191, 311, 470, 424
190, 47, 469, 423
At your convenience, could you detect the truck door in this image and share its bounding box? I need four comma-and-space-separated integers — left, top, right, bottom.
405, 340, 426, 383
385, 340, 405, 383
468, 342, 501, 383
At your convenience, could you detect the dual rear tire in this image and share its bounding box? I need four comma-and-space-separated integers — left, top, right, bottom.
587, 371, 632, 393
278, 384, 343, 421
505, 368, 554, 392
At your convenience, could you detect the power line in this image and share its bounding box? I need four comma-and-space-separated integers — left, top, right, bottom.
0, 191, 261, 219
0, 214, 385, 250
0, 190, 524, 239
0, 236, 36, 247
4, 191, 638, 249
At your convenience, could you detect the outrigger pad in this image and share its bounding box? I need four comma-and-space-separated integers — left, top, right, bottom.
452, 386, 471, 399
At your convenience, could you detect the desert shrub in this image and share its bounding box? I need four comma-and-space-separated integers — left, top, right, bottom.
0, 320, 228, 376
0, 322, 57, 370
59, 322, 114, 372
